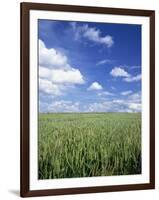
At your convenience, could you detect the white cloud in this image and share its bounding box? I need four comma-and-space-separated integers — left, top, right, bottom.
88, 82, 103, 91
39, 66, 84, 84
85, 101, 131, 112
123, 74, 141, 82
128, 92, 141, 103
120, 90, 132, 96
47, 100, 80, 113
110, 67, 141, 83
112, 99, 125, 104
39, 91, 141, 113
86, 101, 141, 113
51, 69, 84, 84
39, 78, 63, 96
39, 40, 85, 96
86, 90, 141, 113
39, 66, 50, 79
96, 59, 112, 66
110, 67, 130, 77
97, 91, 114, 96
128, 103, 141, 112
86, 102, 108, 112
39, 40, 68, 69
71, 22, 114, 48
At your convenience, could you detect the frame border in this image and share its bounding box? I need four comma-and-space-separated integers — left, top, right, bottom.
20, 2, 155, 197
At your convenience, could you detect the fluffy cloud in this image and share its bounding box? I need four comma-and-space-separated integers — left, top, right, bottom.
39, 91, 141, 113
110, 67, 130, 77
86, 91, 141, 113
88, 82, 103, 91
113, 99, 141, 112
128, 92, 141, 103
123, 74, 141, 82
39, 40, 68, 69
128, 103, 141, 111
86, 100, 141, 113
48, 101, 80, 113
39, 78, 65, 96
71, 22, 114, 48
86, 101, 130, 112
120, 90, 132, 96
39, 66, 84, 84
110, 67, 141, 83
39, 40, 85, 96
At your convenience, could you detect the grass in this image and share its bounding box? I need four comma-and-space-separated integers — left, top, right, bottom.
38, 112, 141, 179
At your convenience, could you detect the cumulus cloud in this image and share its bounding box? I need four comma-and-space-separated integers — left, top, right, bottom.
128, 92, 141, 103
70, 22, 114, 48
128, 103, 141, 111
110, 67, 130, 77
88, 82, 103, 91
39, 40, 85, 96
110, 67, 141, 83
86, 101, 131, 113
123, 74, 141, 82
86, 91, 141, 113
39, 78, 63, 96
47, 101, 80, 113
39, 40, 68, 69
86, 100, 141, 113
51, 69, 84, 84
39, 90, 141, 113
39, 66, 84, 84
113, 99, 141, 112
120, 90, 132, 96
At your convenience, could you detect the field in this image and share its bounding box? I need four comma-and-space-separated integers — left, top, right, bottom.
38, 113, 141, 179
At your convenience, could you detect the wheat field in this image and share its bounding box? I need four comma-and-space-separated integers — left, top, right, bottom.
38, 112, 141, 179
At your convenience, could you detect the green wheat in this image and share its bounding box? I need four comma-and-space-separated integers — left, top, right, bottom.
38, 113, 141, 179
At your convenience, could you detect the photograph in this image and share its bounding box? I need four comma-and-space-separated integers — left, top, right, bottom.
38, 19, 142, 179
20, 3, 155, 196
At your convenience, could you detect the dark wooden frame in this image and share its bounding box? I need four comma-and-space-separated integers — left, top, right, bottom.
20, 2, 155, 197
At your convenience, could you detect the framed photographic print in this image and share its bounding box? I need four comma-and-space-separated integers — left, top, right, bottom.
20, 2, 155, 197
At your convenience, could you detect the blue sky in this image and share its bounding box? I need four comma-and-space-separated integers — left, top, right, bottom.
38, 19, 141, 113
